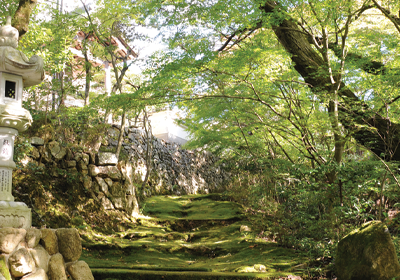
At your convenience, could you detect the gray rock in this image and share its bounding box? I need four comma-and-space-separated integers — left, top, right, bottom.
111, 196, 126, 210
98, 193, 114, 210
29, 245, 50, 272
65, 160, 76, 168
77, 161, 88, 171
38, 146, 51, 163
48, 253, 67, 280
40, 229, 58, 255
336, 221, 400, 280
66, 261, 94, 280
30, 137, 44, 146
26, 228, 42, 248
95, 177, 109, 194
47, 141, 67, 161
110, 181, 124, 197
56, 228, 82, 262
88, 165, 121, 180
9, 248, 36, 277
0, 228, 26, 253
96, 152, 118, 166
81, 175, 92, 190
104, 178, 113, 187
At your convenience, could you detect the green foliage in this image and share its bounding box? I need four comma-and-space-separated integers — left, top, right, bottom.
0, 0, 18, 18
224, 155, 400, 268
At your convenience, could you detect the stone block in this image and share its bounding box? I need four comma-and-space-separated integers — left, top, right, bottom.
111, 197, 125, 210
0, 201, 32, 229
110, 182, 124, 197
77, 161, 88, 171
82, 175, 92, 190
40, 229, 58, 255
105, 178, 113, 187
98, 194, 114, 210
96, 152, 118, 166
88, 165, 121, 180
47, 141, 67, 161
30, 137, 44, 146
56, 228, 82, 262
66, 261, 94, 280
95, 177, 108, 194
0, 228, 26, 253
65, 161, 76, 168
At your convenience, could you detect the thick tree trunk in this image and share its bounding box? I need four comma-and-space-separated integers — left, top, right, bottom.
12, 0, 37, 37
261, 1, 400, 161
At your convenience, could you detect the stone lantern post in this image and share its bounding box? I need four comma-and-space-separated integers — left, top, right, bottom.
0, 16, 44, 229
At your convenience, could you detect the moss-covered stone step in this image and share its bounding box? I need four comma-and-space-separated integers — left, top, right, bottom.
91, 268, 292, 280
80, 195, 308, 278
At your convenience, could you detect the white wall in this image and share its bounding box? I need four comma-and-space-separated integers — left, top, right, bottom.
149, 110, 190, 145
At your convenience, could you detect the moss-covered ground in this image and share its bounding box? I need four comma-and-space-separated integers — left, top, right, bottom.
80, 194, 310, 279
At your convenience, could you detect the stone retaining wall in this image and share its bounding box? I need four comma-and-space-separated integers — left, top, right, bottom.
0, 227, 93, 280
24, 126, 230, 216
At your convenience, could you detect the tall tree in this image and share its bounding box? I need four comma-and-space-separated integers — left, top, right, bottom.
136, 0, 400, 162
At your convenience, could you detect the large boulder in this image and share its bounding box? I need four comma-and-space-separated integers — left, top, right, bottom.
66, 261, 94, 280
48, 253, 67, 280
56, 228, 82, 262
336, 221, 400, 280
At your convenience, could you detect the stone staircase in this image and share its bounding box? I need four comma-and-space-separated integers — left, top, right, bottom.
80, 194, 307, 279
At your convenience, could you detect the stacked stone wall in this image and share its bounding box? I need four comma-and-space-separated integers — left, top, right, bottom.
23, 126, 230, 216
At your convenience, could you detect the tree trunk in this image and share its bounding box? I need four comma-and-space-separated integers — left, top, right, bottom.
84, 52, 91, 106
12, 0, 38, 37
261, 1, 400, 161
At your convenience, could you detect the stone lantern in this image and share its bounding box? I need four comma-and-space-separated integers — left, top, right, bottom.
0, 16, 44, 229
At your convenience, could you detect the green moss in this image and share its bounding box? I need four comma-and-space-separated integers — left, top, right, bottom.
80, 195, 308, 278
91, 269, 290, 280
0, 255, 11, 280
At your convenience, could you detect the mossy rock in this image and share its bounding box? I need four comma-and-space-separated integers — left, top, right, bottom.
336, 220, 400, 280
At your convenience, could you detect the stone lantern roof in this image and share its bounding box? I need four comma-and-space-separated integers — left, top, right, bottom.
0, 16, 44, 87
